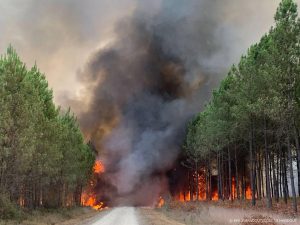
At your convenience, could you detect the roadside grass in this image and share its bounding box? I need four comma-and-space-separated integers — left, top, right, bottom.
202, 198, 300, 216
0, 207, 98, 225
162, 198, 300, 216
158, 201, 211, 225
157, 199, 300, 225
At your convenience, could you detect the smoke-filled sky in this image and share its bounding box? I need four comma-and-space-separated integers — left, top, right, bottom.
0, 0, 293, 104
1, 0, 298, 206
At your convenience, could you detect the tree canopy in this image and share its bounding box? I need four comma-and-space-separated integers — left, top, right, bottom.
183, 0, 300, 212
0, 46, 95, 217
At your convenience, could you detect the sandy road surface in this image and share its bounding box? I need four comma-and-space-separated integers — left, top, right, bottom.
84, 207, 183, 225
87, 207, 139, 225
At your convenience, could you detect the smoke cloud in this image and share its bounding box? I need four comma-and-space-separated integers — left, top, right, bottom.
73, 0, 288, 205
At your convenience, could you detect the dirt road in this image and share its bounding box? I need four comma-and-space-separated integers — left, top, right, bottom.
87, 207, 139, 225
83, 207, 183, 225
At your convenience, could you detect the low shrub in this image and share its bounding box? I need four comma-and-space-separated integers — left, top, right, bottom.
0, 194, 23, 220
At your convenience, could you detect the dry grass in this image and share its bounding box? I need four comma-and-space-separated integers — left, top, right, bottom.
205, 198, 300, 217
0, 207, 99, 225
157, 202, 220, 225
241, 215, 277, 225
139, 208, 184, 225
157, 200, 299, 225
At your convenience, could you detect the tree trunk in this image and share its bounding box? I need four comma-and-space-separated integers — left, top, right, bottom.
206, 159, 209, 201
242, 162, 246, 200
282, 150, 288, 204
264, 117, 272, 209
249, 127, 256, 206
293, 124, 300, 197
234, 146, 239, 200
287, 135, 297, 212
276, 140, 281, 201
228, 147, 232, 201
207, 154, 212, 200
217, 152, 222, 201
271, 153, 279, 202
190, 171, 194, 201
257, 151, 262, 200
209, 157, 212, 200
270, 157, 274, 198
196, 162, 199, 201
297, 151, 300, 197
254, 153, 258, 199
279, 155, 283, 198
188, 171, 193, 201
261, 156, 265, 198
222, 152, 225, 201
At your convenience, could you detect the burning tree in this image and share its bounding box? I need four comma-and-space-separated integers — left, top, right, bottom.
181, 115, 212, 201
81, 160, 108, 210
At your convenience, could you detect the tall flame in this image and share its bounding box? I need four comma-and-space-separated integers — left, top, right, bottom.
81, 160, 106, 210
245, 186, 252, 200
176, 175, 252, 202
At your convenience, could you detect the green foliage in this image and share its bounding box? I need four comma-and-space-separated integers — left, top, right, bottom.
275, 0, 298, 23
0, 46, 95, 214
0, 194, 23, 220
182, 1, 300, 211
184, 0, 300, 170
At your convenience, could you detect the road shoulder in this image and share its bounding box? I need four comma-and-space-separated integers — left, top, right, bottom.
138, 208, 185, 225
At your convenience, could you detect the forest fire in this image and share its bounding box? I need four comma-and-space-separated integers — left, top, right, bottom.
212, 191, 218, 201
82, 154, 254, 208
157, 196, 165, 208
178, 191, 191, 202
81, 193, 105, 210
81, 160, 107, 210
173, 170, 253, 202
245, 186, 252, 200
82, 155, 255, 208
176, 185, 252, 202
81, 151, 255, 208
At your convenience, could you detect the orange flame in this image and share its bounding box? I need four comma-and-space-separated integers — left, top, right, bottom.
94, 160, 105, 174
177, 191, 192, 202
245, 186, 252, 200
81, 159, 106, 210
212, 191, 218, 201
175, 175, 252, 202
186, 191, 191, 201
178, 192, 185, 202
81, 193, 105, 210
157, 196, 165, 208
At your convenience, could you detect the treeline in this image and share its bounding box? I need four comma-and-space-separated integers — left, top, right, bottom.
0, 47, 95, 216
183, 0, 300, 212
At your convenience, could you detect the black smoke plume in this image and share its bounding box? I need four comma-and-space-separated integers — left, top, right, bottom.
75, 0, 271, 205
